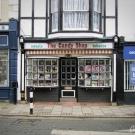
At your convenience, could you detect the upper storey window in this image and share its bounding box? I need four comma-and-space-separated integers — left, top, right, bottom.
63, 0, 89, 30
51, 0, 58, 31
51, 0, 101, 32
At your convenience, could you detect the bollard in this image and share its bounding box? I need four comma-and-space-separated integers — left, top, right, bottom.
12, 82, 18, 105
30, 87, 33, 115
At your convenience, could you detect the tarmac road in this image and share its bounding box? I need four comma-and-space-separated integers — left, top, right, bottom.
0, 116, 135, 135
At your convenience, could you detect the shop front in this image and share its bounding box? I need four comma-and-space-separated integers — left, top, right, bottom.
0, 19, 18, 102
123, 46, 135, 104
23, 41, 114, 102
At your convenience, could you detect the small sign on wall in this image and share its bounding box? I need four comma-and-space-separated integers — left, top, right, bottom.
130, 63, 135, 86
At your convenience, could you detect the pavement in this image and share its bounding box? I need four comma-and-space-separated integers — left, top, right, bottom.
0, 101, 135, 118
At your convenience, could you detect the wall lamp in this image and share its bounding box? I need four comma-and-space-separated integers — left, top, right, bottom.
19, 35, 24, 45
113, 35, 119, 49
19, 35, 25, 53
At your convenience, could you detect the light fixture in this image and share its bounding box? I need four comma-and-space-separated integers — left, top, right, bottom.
113, 35, 119, 49
19, 35, 24, 45
113, 35, 119, 44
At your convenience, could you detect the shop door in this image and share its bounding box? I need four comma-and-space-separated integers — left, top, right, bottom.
60, 58, 78, 98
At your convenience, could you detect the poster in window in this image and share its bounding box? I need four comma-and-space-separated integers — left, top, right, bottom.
92, 66, 99, 72
130, 63, 135, 86
99, 66, 105, 72
85, 66, 91, 72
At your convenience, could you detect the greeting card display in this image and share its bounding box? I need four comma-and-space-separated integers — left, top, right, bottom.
92, 66, 99, 72
100, 66, 105, 72
85, 66, 91, 72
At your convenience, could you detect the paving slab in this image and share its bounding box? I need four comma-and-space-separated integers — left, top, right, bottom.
0, 102, 135, 118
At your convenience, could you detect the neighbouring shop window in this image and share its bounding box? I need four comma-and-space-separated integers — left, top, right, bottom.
78, 58, 111, 87
26, 58, 58, 87
0, 50, 9, 87
124, 61, 135, 90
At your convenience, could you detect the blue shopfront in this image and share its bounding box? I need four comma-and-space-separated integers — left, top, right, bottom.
123, 46, 135, 104
0, 19, 18, 103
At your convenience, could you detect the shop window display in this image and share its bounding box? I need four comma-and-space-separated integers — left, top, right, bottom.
0, 50, 9, 87
26, 58, 58, 87
78, 58, 111, 87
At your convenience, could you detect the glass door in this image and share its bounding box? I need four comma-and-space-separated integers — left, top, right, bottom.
60, 58, 78, 97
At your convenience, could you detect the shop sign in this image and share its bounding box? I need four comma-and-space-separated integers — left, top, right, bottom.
123, 46, 135, 59
130, 63, 135, 86
0, 25, 9, 30
25, 42, 113, 49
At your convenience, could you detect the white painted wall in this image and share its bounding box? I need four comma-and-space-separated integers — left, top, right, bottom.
0, 0, 1, 19
118, 0, 135, 41
105, 0, 115, 37
106, 0, 115, 16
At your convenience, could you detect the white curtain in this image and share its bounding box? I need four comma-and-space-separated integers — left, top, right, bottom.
52, 13, 58, 30
93, 12, 99, 30
63, 0, 89, 10
63, 0, 89, 29
93, 0, 101, 31
51, 0, 58, 13
93, 0, 100, 12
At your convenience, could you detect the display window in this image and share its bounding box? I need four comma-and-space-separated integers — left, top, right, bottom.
26, 58, 58, 87
124, 61, 135, 91
78, 58, 112, 87
0, 50, 9, 87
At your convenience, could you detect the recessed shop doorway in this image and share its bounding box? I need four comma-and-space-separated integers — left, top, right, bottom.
59, 57, 78, 101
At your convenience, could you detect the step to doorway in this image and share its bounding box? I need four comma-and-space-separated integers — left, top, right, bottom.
60, 98, 77, 102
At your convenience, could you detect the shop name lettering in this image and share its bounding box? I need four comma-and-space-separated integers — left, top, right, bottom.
48, 43, 88, 49
31, 43, 107, 49
31, 45, 42, 48
93, 44, 106, 48
129, 51, 135, 54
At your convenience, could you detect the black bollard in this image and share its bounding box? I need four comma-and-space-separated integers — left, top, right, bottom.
30, 87, 34, 115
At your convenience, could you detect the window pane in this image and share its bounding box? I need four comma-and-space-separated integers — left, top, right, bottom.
93, 0, 101, 12
51, 0, 58, 13
34, 0, 46, 17
0, 50, 9, 87
52, 12, 58, 31
93, 12, 100, 31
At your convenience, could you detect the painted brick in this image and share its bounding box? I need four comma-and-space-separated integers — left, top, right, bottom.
9, 0, 18, 5
13, 5, 18, 12
1, 0, 9, 22
8, 12, 18, 19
